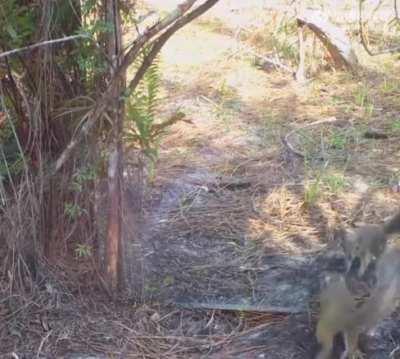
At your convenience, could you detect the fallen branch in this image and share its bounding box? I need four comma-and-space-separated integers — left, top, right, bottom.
175, 300, 304, 314
235, 41, 294, 74
282, 117, 342, 158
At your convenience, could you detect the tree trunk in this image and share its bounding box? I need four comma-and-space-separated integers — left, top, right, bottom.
105, 0, 125, 292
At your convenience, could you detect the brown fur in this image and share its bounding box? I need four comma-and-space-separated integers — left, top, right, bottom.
316, 247, 400, 359
338, 210, 400, 277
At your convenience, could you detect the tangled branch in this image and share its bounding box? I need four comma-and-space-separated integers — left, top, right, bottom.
359, 0, 400, 56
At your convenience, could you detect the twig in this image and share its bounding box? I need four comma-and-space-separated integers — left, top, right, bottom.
174, 300, 304, 314
390, 344, 400, 358
237, 43, 294, 74
0, 35, 88, 59
36, 330, 52, 358
282, 117, 341, 158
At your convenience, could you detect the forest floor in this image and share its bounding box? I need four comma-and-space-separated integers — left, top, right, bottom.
4, 1, 400, 358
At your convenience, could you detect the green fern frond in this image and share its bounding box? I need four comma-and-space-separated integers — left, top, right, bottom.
124, 48, 188, 167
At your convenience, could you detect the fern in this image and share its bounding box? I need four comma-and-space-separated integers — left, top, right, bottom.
125, 49, 187, 162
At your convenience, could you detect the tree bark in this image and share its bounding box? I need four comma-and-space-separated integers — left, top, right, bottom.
105, 0, 124, 292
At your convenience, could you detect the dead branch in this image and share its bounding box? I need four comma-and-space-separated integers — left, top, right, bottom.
243, 45, 294, 74
297, 9, 359, 72
282, 117, 342, 158
175, 299, 304, 314
0, 34, 88, 59
128, 0, 220, 93
359, 0, 400, 56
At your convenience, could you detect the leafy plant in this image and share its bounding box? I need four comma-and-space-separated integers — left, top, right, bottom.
70, 167, 97, 192
304, 179, 321, 207
75, 244, 92, 258
0, 0, 37, 48
270, 19, 298, 63
354, 85, 374, 117
329, 131, 347, 150
64, 202, 84, 219
124, 52, 188, 162
323, 173, 346, 193
391, 119, 400, 133
303, 163, 329, 207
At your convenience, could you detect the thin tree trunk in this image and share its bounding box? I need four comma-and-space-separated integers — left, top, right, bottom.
105, 0, 125, 292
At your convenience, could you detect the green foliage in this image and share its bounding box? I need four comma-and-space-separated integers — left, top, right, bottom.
0, 151, 24, 181
304, 179, 321, 207
163, 275, 175, 286
354, 86, 369, 108
125, 51, 187, 163
70, 167, 97, 192
354, 85, 374, 117
72, 2, 116, 86
260, 18, 298, 64
329, 131, 347, 150
81, 0, 99, 16
125, 53, 162, 161
0, 0, 37, 48
74, 20, 111, 84
0, 129, 25, 182
75, 244, 92, 258
274, 20, 298, 61
323, 173, 347, 193
391, 119, 400, 132
64, 202, 85, 219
